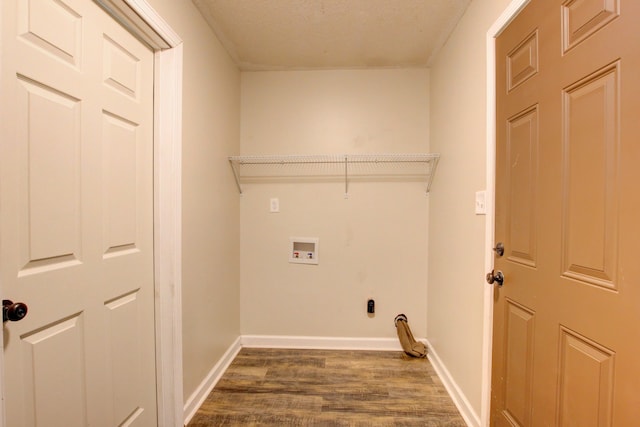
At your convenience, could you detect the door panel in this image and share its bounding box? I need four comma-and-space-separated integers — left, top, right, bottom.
561, 0, 619, 53
21, 314, 87, 426
557, 326, 615, 427
16, 76, 82, 274
17, 0, 83, 67
1, 0, 156, 425
105, 291, 145, 425
500, 299, 535, 427
505, 105, 538, 267
103, 34, 141, 99
102, 111, 140, 254
506, 30, 538, 92
492, 0, 640, 425
561, 63, 619, 289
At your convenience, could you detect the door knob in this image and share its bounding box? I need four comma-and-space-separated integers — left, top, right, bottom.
3, 300, 28, 323
486, 270, 504, 286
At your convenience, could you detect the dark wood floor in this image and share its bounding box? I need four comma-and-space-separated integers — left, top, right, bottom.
188, 348, 467, 426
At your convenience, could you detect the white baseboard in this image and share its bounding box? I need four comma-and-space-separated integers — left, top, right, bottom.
241, 334, 405, 351
183, 336, 242, 425
426, 340, 480, 427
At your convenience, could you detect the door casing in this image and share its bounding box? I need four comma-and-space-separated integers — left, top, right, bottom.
0, 1, 184, 425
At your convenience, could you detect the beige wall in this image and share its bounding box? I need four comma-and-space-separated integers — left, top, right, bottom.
135, 0, 515, 415
146, 0, 241, 401
240, 70, 430, 338
428, 0, 511, 416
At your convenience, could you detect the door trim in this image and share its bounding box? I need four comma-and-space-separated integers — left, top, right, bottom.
99, 2, 184, 425
482, 1, 531, 426
153, 43, 184, 427
0, 1, 184, 426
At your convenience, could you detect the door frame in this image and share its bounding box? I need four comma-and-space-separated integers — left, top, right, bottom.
0, 1, 185, 425
481, 1, 531, 426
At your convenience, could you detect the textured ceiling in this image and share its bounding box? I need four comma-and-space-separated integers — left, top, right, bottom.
192, 0, 472, 70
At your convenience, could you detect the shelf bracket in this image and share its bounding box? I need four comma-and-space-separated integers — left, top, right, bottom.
425, 156, 440, 195
229, 158, 243, 195
344, 155, 349, 198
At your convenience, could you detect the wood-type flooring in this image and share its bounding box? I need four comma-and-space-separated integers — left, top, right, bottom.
188, 348, 467, 426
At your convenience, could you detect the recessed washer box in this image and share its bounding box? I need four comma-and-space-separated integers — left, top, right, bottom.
289, 237, 319, 265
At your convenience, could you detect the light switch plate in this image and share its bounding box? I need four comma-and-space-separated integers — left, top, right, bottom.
270, 198, 279, 213
475, 191, 486, 215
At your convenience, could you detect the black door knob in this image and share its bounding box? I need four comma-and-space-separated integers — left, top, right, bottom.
3, 300, 28, 323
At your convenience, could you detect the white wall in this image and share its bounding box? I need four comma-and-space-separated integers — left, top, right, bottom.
240, 69, 430, 339
145, 0, 241, 402
428, 0, 511, 417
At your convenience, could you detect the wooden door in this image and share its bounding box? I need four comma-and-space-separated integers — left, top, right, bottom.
492, 0, 640, 425
0, 0, 157, 425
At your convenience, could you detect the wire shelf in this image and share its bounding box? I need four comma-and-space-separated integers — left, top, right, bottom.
228, 153, 440, 195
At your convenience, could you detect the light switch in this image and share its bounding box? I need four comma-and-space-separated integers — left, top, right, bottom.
475, 191, 486, 215
270, 198, 279, 213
